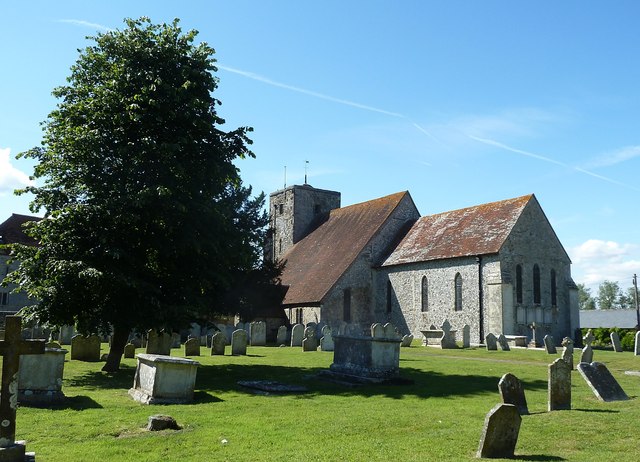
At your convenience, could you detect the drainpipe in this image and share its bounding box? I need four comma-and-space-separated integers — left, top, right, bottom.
477, 256, 484, 342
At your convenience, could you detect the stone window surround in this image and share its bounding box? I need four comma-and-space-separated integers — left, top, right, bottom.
421, 276, 428, 312
454, 273, 463, 311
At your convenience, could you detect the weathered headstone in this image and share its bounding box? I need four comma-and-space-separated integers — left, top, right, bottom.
250, 321, 267, 346
171, 332, 181, 349
276, 326, 288, 345
580, 345, 593, 364
19, 346, 67, 404
440, 320, 457, 349
497, 334, 510, 351
129, 354, 199, 404
0, 316, 45, 460
57, 324, 75, 345
577, 362, 629, 402
46, 341, 62, 349
401, 334, 413, 347
371, 323, 385, 338
290, 323, 304, 347
302, 326, 318, 351
70, 334, 101, 361
548, 358, 571, 411
561, 337, 574, 369
476, 403, 521, 459
383, 323, 400, 340
124, 343, 136, 359
498, 373, 528, 415
231, 329, 248, 356
146, 330, 172, 356
210, 332, 226, 356
635, 331, 640, 356
543, 335, 557, 354
610, 332, 622, 352
320, 327, 334, 352
485, 333, 498, 351
184, 337, 200, 356
462, 325, 470, 348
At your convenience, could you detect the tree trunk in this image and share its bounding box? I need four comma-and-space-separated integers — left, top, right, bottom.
102, 324, 129, 372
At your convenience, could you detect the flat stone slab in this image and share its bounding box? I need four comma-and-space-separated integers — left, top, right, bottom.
237, 380, 308, 395
577, 362, 629, 402
624, 370, 640, 377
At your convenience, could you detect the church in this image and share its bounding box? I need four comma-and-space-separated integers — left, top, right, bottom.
268, 184, 580, 345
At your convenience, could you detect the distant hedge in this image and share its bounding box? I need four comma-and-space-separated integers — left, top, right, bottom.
580, 327, 638, 351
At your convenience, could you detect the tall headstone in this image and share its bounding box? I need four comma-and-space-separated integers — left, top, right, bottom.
184, 337, 200, 356
462, 325, 471, 348
70, 334, 101, 361
57, 325, 75, 345
497, 334, 510, 351
146, 330, 172, 356
610, 332, 622, 352
561, 337, 574, 369
485, 333, 498, 351
231, 329, 248, 356
0, 316, 45, 460
580, 329, 595, 364
440, 320, 457, 349
635, 331, 640, 356
290, 324, 304, 347
548, 358, 571, 411
124, 343, 136, 359
302, 326, 318, 352
210, 332, 226, 356
476, 403, 521, 459
171, 332, 181, 349
276, 326, 288, 346
543, 335, 557, 354
250, 321, 267, 346
577, 362, 629, 402
320, 327, 335, 352
498, 373, 529, 415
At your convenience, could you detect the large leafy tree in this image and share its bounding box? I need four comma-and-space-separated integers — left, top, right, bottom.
597, 280, 622, 310
6, 17, 271, 371
577, 283, 596, 311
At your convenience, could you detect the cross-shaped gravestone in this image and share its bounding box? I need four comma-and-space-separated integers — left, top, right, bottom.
0, 316, 45, 451
583, 329, 595, 347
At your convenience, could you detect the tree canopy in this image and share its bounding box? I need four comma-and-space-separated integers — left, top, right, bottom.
5, 17, 276, 370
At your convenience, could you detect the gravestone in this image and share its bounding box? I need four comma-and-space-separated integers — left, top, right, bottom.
146, 330, 172, 356
485, 333, 498, 351
543, 335, 556, 354
498, 373, 529, 415
302, 326, 318, 351
46, 341, 62, 349
231, 329, 248, 356
70, 334, 101, 361
250, 321, 267, 346
561, 337, 574, 369
184, 337, 200, 356
124, 343, 136, 359
580, 329, 595, 364
440, 320, 457, 349
129, 354, 199, 404
462, 325, 470, 348
401, 334, 413, 347
371, 323, 385, 338
610, 332, 622, 352
210, 332, 226, 356
635, 331, 640, 356
0, 316, 45, 460
290, 324, 304, 347
276, 326, 288, 345
19, 346, 67, 404
497, 334, 510, 351
577, 362, 629, 402
320, 327, 334, 352
171, 332, 181, 349
548, 358, 571, 411
57, 324, 75, 345
383, 323, 400, 340
476, 403, 521, 459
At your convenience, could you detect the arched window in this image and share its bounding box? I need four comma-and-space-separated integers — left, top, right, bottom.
421, 276, 428, 312
516, 265, 523, 304
454, 273, 463, 311
343, 288, 351, 322
533, 264, 541, 305
550, 269, 557, 307
386, 280, 393, 314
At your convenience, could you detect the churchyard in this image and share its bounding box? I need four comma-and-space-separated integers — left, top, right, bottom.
9, 340, 640, 461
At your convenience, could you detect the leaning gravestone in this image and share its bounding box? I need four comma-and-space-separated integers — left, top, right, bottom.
290, 324, 304, 347
210, 332, 226, 356
440, 320, 457, 349
70, 334, 101, 361
320, 327, 334, 352
548, 358, 571, 411
401, 334, 413, 347
476, 403, 521, 459
635, 331, 640, 356
302, 326, 318, 352
250, 321, 267, 346
498, 373, 529, 415
561, 337, 574, 369
580, 329, 595, 364
184, 337, 200, 357
610, 332, 622, 353
231, 329, 248, 356
497, 334, 510, 351
577, 362, 629, 402
543, 335, 557, 354
0, 316, 45, 460
124, 343, 136, 359
485, 333, 498, 351
276, 326, 288, 345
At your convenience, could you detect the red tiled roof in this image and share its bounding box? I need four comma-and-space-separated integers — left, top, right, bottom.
0, 214, 41, 246
383, 195, 533, 266
280, 191, 410, 306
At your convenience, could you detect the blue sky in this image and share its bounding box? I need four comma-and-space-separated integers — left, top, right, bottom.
1, 1, 639, 294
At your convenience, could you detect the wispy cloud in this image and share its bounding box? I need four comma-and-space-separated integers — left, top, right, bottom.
0, 148, 33, 195
583, 145, 640, 169
58, 19, 113, 33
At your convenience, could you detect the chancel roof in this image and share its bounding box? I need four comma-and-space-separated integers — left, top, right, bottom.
280, 191, 410, 306
0, 214, 41, 247
383, 194, 534, 267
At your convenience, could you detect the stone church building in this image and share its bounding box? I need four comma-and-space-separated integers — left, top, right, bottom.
269, 184, 579, 344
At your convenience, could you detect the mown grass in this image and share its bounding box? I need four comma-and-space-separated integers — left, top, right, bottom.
12, 343, 640, 461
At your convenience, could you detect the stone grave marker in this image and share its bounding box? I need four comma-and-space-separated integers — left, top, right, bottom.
250, 321, 266, 346
462, 325, 470, 348
302, 326, 318, 351
543, 335, 557, 354
184, 337, 200, 356
440, 320, 457, 349
124, 343, 136, 359
146, 330, 172, 356
231, 329, 248, 356
610, 332, 622, 352
401, 334, 413, 347
290, 324, 304, 347
561, 337, 574, 369
485, 333, 498, 351
580, 329, 595, 364
497, 334, 510, 351
171, 332, 181, 349
46, 341, 62, 349
70, 334, 101, 361
371, 323, 385, 338
476, 403, 521, 459
498, 373, 529, 415
320, 326, 334, 352
0, 316, 45, 460
577, 362, 629, 402
19, 346, 67, 404
276, 326, 287, 345
129, 354, 199, 404
383, 323, 400, 339
635, 331, 640, 356
57, 324, 75, 345
210, 332, 226, 356
548, 358, 571, 411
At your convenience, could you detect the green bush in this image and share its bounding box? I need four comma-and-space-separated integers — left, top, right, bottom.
581, 327, 638, 351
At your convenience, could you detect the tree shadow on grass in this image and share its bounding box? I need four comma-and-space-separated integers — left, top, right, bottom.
20, 394, 103, 410
66, 364, 136, 390
573, 408, 620, 413
514, 455, 566, 461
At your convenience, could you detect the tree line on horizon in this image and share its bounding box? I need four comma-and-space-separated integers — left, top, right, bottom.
578, 280, 639, 310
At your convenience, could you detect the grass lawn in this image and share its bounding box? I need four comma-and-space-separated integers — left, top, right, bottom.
14, 343, 640, 461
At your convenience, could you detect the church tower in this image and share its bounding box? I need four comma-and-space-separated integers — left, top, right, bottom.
266, 184, 340, 261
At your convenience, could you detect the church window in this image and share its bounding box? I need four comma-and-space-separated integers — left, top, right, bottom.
279, 239, 282, 254
279, 204, 284, 214
454, 273, 462, 311
550, 269, 557, 307
386, 280, 393, 313
515, 265, 523, 304
421, 276, 428, 312
0, 292, 7, 305
533, 264, 541, 305
295, 308, 303, 325
343, 288, 351, 322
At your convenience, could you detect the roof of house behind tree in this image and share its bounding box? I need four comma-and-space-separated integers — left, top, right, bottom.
0, 214, 41, 247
